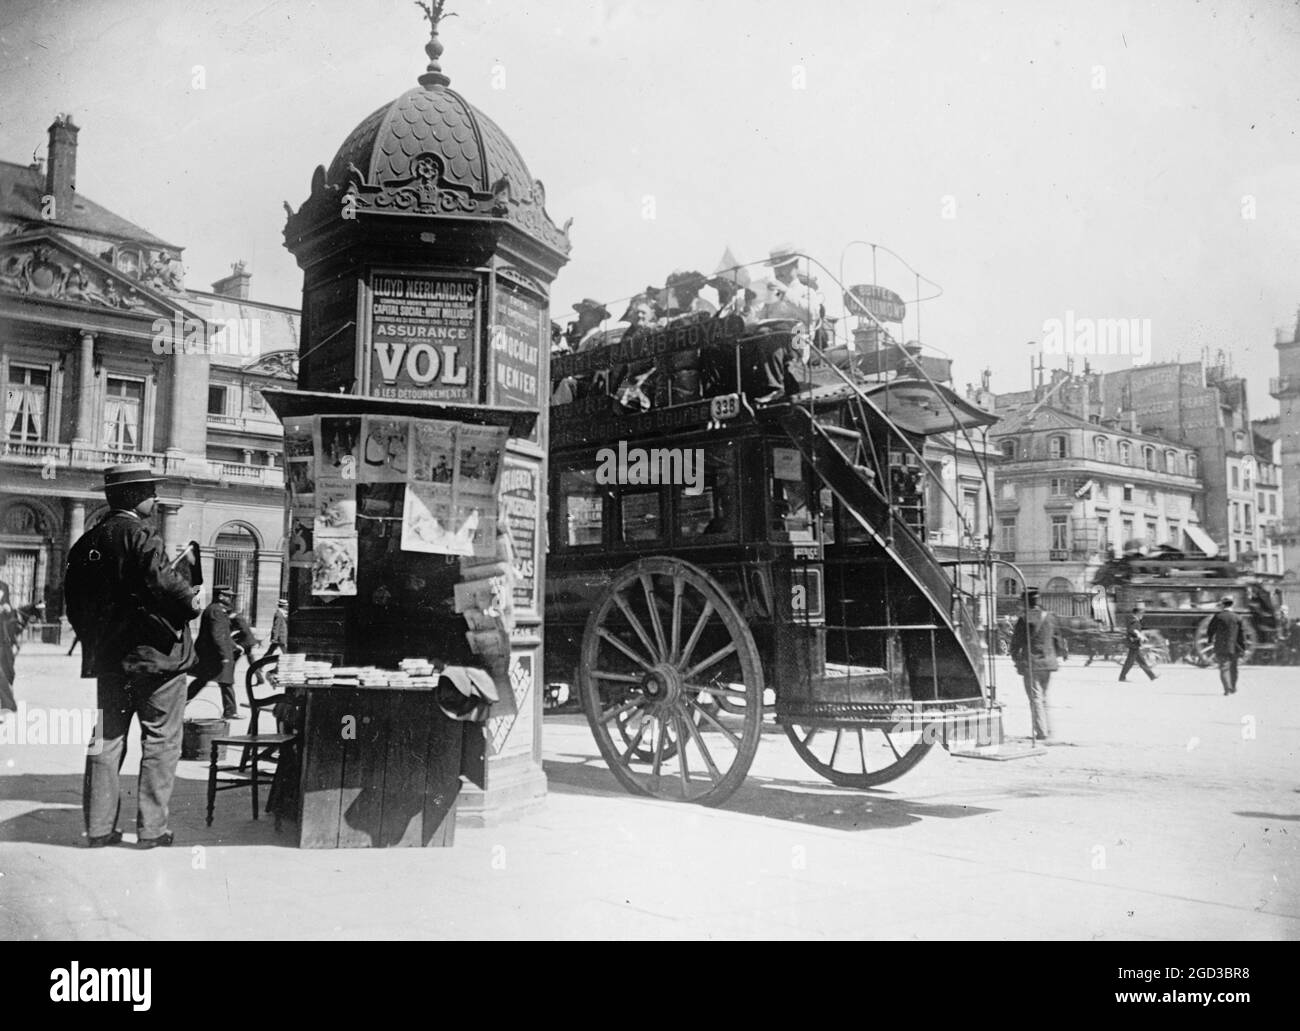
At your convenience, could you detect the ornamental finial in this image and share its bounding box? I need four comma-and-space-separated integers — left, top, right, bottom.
416, 1, 456, 88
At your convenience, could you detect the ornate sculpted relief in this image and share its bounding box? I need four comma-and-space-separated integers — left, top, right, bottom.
0, 241, 163, 311
242, 349, 299, 379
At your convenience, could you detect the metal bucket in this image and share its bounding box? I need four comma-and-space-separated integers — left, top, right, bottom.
182, 718, 230, 761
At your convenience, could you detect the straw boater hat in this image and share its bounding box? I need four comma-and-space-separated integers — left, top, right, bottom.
572, 298, 611, 321
102, 462, 162, 490
765, 243, 803, 269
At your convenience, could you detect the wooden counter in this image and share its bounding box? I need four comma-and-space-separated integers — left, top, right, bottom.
291, 683, 487, 849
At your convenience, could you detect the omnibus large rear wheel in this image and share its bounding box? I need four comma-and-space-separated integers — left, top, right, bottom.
579, 557, 763, 806
783, 723, 932, 788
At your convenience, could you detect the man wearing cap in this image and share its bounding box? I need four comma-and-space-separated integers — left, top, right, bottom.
1118, 602, 1159, 682
1009, 587, 1063, 742
1207, 596, 1247, 695
64, 463, 202, 848
189, 586, 256, 719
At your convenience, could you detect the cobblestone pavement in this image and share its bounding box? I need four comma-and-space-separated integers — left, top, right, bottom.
1, 645, 1296, 939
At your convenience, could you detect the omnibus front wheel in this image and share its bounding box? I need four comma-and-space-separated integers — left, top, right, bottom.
579, 557, 764, 806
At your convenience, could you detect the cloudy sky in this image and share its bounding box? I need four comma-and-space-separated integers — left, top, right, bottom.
2, 0, 1299, 409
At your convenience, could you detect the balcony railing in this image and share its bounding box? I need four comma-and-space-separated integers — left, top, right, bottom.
2, 440, 178, 472
206, 461, 284, 486
1, 440, 69, 463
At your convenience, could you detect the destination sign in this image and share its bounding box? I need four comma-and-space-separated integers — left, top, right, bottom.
552, 399, 716, 447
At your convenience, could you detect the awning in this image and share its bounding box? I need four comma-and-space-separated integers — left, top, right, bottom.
1183, 523, 1219, 557
262, 388, 538, 438
860, 378, 1000, 436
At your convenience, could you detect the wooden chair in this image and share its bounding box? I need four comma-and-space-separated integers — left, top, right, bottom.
206, 731, 296, 829
239, 650, 284, 771
207, 653, 295, 829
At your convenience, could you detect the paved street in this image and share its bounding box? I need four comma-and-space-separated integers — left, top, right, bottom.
1, 644, 1296, 940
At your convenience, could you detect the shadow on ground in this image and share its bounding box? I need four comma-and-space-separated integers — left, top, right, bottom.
0, 773, 295, 849
542, 757, 997, 831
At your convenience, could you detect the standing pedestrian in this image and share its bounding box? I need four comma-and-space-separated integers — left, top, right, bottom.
0, 549, 41, 716
1118, 603, 1159, 682
270, 596, 288, 654
1207, 595, 1247, 695
189, 586, 254, 719
64, 463, 202, 848
1010, 587, 1062, 742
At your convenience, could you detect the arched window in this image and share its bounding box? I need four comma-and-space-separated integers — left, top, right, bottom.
1094, 436, 1109, 461
1164, 449, 1177, 474
1048, 435, 1067, 459
1118, 441, 1131, 464
1143, 446, 1156, 471
211, 522, 261, 618
999, 577, 1020, 596
1044, 576, 1074, 593
999, 439, 1018, 460
1188, 453, 1198, 478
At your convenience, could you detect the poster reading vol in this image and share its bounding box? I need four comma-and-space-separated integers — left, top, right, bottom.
368, 272, 479, 401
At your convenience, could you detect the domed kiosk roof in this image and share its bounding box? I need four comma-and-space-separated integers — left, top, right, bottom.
286, 19, 570, 259
327, 87, 532, 207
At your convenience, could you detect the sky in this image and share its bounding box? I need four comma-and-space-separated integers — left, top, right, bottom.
2, 0, 1299, 412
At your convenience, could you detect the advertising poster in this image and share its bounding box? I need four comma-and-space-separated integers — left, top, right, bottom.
489, 278, 546, 441
318, 416, 361, 480
453, 424, 507, 558
360, 416, 410, 482
499, 456, 540, 615
314, 482, 356, 536
411, 420, 457, 484
401, 482, 461, 555
311, 537, 357, 597
487, 647, 537, 759
287, 458, 316, 499
368, 272, 479, 402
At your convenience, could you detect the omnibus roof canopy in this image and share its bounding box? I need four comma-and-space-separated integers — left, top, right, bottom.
798, 378, 999, 436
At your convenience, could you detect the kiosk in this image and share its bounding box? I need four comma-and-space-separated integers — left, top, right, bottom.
270, 8, 569, 843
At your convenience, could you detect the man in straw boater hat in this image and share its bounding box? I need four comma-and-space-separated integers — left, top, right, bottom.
760, 243, 826, 328
64, 463, 202, 848
566, 297, 611, 351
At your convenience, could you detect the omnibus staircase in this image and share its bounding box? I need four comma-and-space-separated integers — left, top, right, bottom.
776, 403, 986, 696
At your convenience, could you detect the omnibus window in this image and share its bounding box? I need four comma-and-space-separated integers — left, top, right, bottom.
770, 446, 814, 542
677, 445, 737, 539
559, 467, 605, 547
819, 487, 836, 545
621, 489, 665, 543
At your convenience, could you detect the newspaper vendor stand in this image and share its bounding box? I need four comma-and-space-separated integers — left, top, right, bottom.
268, 14, 570, 842
546, 302, 1004, 806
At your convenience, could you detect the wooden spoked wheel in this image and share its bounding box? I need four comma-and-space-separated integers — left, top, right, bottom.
1194, 615, 1257, 665
783, 723, 933, 788
579, 558, 764, 806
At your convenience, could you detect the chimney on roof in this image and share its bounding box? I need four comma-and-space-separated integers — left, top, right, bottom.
45, 114, 79, 222
211, 260, 252, 299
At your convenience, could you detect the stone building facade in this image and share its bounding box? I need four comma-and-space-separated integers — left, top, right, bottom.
989, 400, 1204, 604
0, 116, 296, 631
